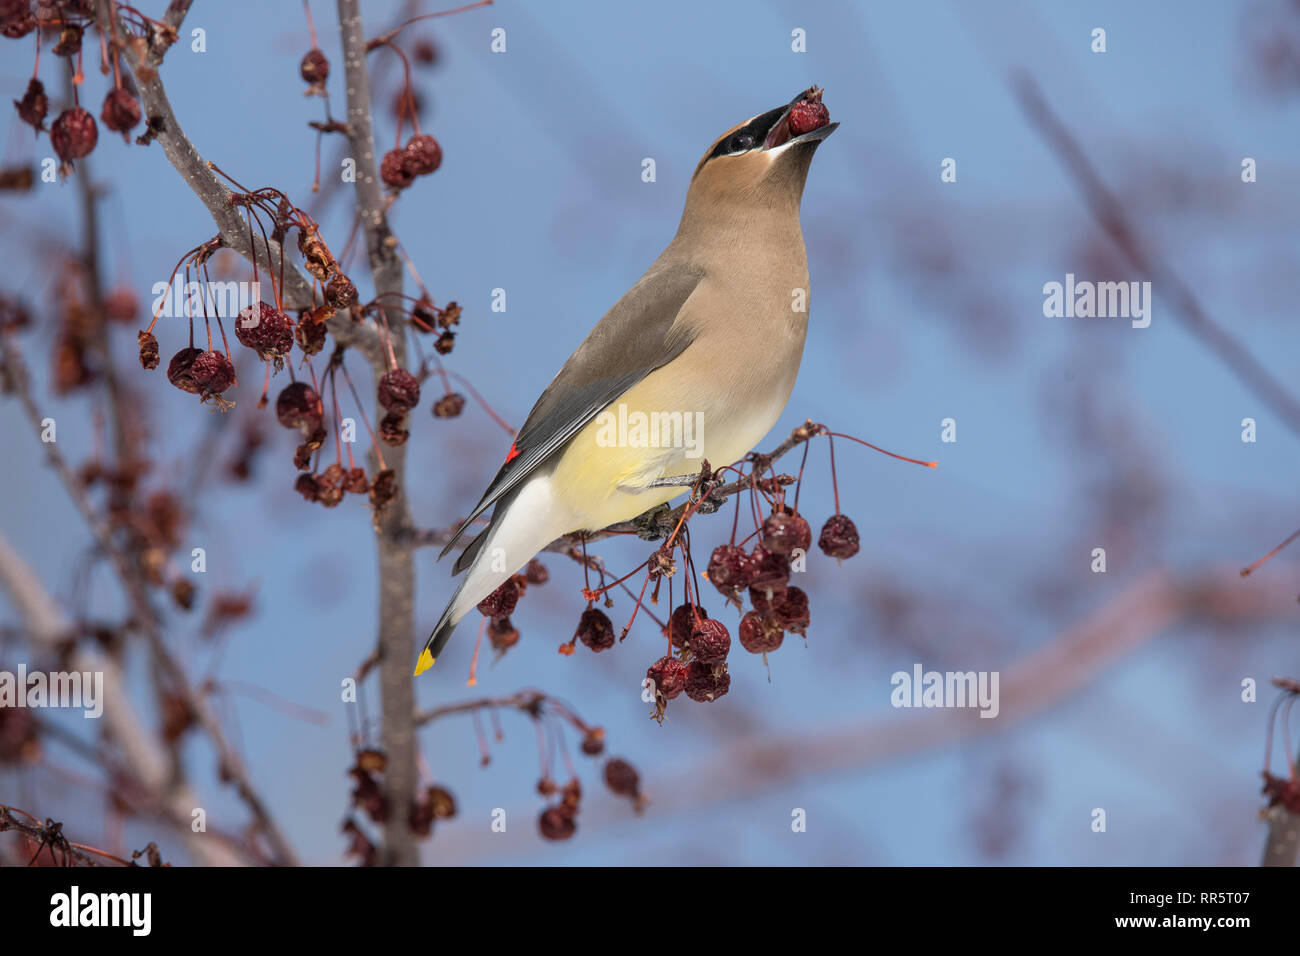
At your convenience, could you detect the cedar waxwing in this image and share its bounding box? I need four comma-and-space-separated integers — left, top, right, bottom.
416, 88, 837, 675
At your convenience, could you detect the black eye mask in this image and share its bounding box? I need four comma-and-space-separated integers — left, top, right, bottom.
708, 106, 785, 159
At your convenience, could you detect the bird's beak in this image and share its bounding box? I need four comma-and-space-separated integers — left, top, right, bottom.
762, 88, 839, 151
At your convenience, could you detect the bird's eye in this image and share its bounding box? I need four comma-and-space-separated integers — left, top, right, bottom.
728, 132, 756, 153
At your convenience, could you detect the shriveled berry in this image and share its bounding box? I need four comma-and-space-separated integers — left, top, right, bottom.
380, 148, 415, 189
324, 273, 357, 308
104, 287, 138, 322
137, 330, 159, 370
818, 513, 860, 559
685, 660, 730, 702
275, 382, 323, 433
404, 133, 442, 175
378, 368, 420, 413
580, 727, 605, 756
477, 578, 519, 618
1, 0, 34, 37
479, 617, 516, 654
668, 602, 707, 649
434, 330, 455, 355
432, 392, 465, 418
524, 558, 549, 585
428, 785, 456, 819
689, 618, 730, 663
748, 585, 776, 616
190, 349, 236, 398
739, 610, 784, 653
378, 412, 409, 446
300, 48, 329, 87
771, 586, 809, 635
538, 805, 576, 840
646, 655, 687, 700
343, 467, 368, 494
603, 758, 639, 797
413, 38, 439, 64
707, 544, 755, 596
14, 78, 47, 131
296, 316, 326, 355
166, 347, 211, 394
749, 544, 790, 594
763, 509, 812, 555
100, 88, 141, 138
235, 302, 294, 361
53, 23, 82, 56
575, 607, 615, 652
50, 107, 98, 162
788, 89, 830, 136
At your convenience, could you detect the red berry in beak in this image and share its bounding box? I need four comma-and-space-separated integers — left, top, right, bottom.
787, 89, 830, 136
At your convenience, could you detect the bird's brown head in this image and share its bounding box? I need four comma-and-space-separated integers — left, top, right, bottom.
686, 87, 837, 215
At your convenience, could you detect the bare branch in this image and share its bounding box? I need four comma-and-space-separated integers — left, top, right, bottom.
1013, 72, 1300, 440
336, 0, 419, 867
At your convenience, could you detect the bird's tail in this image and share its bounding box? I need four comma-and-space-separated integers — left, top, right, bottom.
415, 472, 572, 676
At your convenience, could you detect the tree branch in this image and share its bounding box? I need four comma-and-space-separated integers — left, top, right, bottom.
1013, 72, 1300, 440
336, 0, 419, 866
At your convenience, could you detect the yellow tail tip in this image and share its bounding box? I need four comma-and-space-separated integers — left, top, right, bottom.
413, 648, 436, 676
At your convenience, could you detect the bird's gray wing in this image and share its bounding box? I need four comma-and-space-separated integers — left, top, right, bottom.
439, 261, 705, 568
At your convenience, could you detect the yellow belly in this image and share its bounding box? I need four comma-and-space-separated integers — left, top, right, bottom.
550, 366, 793, 532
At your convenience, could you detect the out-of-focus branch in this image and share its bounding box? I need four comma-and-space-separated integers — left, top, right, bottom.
1013, 72, 1300, 440
0, 340, 297, 865
336, 0, 418, 867
429, 565, 1300, 862
1263, 786, 1300, 866
0, 531, 244, 865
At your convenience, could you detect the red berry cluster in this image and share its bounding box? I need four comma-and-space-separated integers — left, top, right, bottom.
6, 4, 144, 175
474, 560, 548, 659
381, 133, 443, 190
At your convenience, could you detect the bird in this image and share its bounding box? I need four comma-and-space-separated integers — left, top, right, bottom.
416, 87, 837, 676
